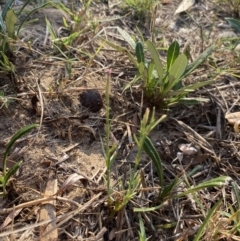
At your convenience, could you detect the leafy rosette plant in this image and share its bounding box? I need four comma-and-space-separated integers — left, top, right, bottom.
104, 27, 215, 107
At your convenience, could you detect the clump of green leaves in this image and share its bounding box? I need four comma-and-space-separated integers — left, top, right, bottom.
102, 71, 231, 240
0, 0, 18, 73
136, 40, 215, 107
104, 27, 215, 108
46, 0, 97, 56
0, 0, 49, 73
0, 124, 38, 196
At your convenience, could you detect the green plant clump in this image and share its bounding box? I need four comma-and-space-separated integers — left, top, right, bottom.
0, 0, 50, 74
104, 27, 215, 108
102, 72, 231, 239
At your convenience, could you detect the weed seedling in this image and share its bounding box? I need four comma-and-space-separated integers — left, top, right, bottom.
104, 27, 215, 108
0, 124, 38, 196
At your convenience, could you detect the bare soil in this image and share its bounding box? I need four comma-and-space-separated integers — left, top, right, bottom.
0, 0, 240, 240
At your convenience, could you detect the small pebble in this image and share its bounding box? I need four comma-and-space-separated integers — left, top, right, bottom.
79, 90, 103, 112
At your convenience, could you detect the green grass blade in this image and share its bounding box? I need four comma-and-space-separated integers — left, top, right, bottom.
160, 165, 202, 200
117, 27, 136, 50
146, 40, 163, 85
149, 114, 166, 132
16, 2, 50, 35
3, 161, 22, 188
135, 42, 145, 64
167, 40, 180, 71
134, 203, 165, 212
143, 136, 163, 188
16, 0, 31, 17
174, 176, 231, 198
3, 124, 38, 174
2, 0, 15, 20
138, 214, 147, 241
136, 26, 145, 43
168, 79, 214, 97
182, 45, 215, 78
45, 18, 57, 40
122, 75, 140, 92
159, 178, 178, 200
193, 200, 222, 241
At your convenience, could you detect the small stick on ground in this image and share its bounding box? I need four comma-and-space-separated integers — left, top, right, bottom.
39, 170, 58, 241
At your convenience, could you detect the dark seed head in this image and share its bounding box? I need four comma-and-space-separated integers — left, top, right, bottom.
79, 90, 103, 112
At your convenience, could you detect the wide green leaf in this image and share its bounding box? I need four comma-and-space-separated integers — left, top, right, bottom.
139, 62, 148, 81
167, 40, 180, 71
5, 9, 17, 39
146, 40, 163, 85
147, 60, 155, 82
170, 54, 188, 81
135, 42, 145, 63
2, 0, 15, 20
225, 18, 240, 33
163, 54, 188, 94
117, 27, 136, 50
143, 136, 163, 188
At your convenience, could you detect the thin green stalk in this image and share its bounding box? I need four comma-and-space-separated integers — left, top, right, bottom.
3, 124, 38, 176
105, 70, 111, 196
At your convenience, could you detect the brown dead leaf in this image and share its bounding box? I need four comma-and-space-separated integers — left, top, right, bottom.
175, 0, 195, 15
0, 208, 22, 231
225, 112, 240, 125
234, 120, 240, 134
55, 173, 86, 195
178, 144, 198, 156
39, 170, 58, 241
